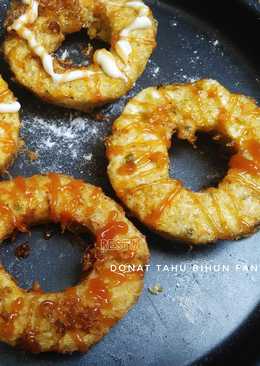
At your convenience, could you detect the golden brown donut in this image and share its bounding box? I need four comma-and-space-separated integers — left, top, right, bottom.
0, 75, 21, 173
106, 79, 260, 244
0, 174, 149, 353
4, 0, 157, 112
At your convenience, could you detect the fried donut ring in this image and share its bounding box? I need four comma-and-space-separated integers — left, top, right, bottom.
106, 79, 260, 244
4, 0, 157, 112
0, 174, 149, 353
0, 75, 21, 173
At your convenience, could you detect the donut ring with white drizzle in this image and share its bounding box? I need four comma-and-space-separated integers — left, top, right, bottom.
0, 74, 21, 173
4, 0, 157, 112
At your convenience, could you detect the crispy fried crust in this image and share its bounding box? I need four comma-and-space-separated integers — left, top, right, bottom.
4, 0, 157, 112
0, 75, 20, 173
106, 80, 260, 244
0, 174, 149, 353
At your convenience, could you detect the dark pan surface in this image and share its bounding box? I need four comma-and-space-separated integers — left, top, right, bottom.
0, 0, 260, 365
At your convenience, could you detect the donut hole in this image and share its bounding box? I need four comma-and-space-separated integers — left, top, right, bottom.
169, 131, 232, 192
0, 224, 95, 292
54, 30, 109, 67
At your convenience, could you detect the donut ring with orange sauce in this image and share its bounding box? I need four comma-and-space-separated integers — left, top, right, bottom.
4, 0, 157, 112
0, 75, 21, 173
106, 79, 260, 244
0, 174, 149, 353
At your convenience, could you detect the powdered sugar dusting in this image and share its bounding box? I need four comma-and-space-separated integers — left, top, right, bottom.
15, 109, 110, 181
147, 60, 161, 79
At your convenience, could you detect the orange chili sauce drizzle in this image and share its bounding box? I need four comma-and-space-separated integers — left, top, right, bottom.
88, 277, 111, 309
84, 186, 102, 218
48, 174, 87, 229
96, 211, 129, 248
98, 264, 144, 287
94, 261, 128, 288
0, 177, 31, 233
12, 176, 30, 232
149, 152, 167, 167
60, 180, 85, 229
117, 151, 167, 177
0, 88, 9, 101
48, 173, 61, 222
117, 160, 137, 175
147, 105, 172, 147
88, 211, 131, 307
106, 143, 124, 159
0, 203, 15, 228
0, 123, 17, 155
230, 140, 260, 175
145, 183, 182, 226
97, 211, 136, 259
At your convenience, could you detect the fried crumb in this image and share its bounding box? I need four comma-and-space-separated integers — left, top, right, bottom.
148, 283, 163, 295
82, 43, 94, 58
18, 139, 25, 151
15, 242, 30, 259
31, 281, 43, 293
92, 112, 111, 122
27, 150, 39, 161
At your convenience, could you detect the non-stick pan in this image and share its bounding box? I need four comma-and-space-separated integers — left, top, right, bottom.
0, 0, 259, 365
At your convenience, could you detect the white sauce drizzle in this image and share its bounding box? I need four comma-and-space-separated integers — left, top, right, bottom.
117, 1, 152, 62
0, 101, 21, 113
126, 1, 149, 15
115, 40, 132, 63
120, 16, 152, 37
94, 50, 126, 80
9, 0, 152, 82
